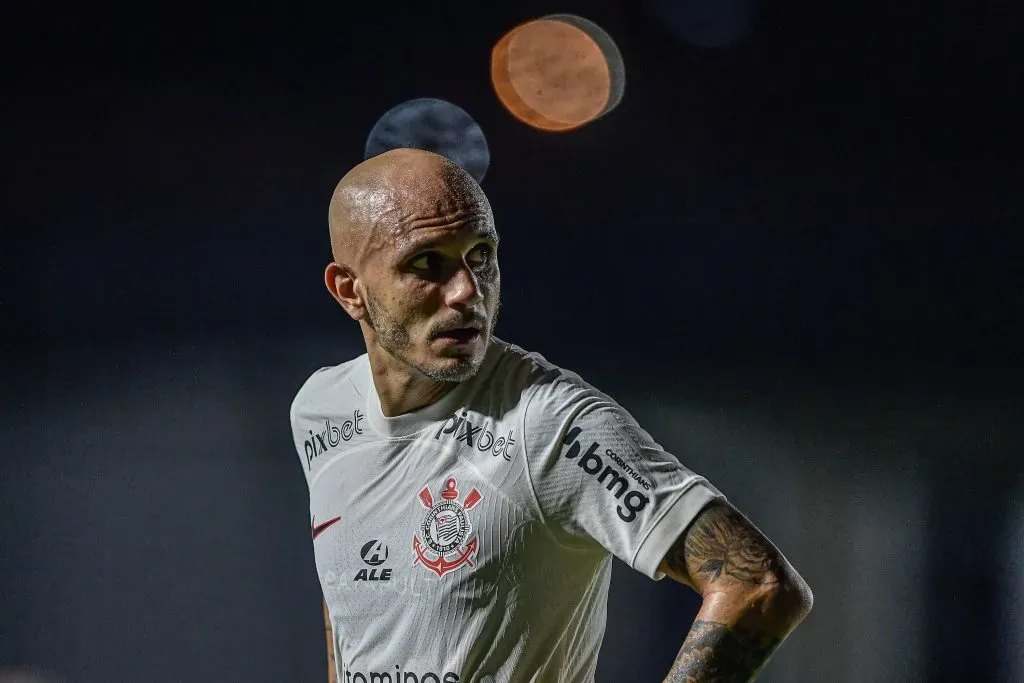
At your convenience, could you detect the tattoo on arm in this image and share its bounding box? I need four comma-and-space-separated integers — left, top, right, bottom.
665, 620, 782, 683
666, 504, 781, 588
662, 505, 794, 682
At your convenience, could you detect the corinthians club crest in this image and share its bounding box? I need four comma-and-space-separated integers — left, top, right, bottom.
413, 476, 482, 578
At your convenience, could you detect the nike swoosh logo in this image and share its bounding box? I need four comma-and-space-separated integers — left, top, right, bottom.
311, 515, 341, 540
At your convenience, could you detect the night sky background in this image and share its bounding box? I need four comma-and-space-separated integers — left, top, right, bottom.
5, 0, 1020, 369
2, 0, 1022, 681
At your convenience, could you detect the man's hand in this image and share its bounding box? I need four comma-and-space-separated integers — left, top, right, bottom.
658, 503, 813, 682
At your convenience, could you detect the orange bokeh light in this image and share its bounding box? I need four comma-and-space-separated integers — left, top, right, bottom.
491, 18, 613, 132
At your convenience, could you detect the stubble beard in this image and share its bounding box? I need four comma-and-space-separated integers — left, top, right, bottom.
364, 292, 500, 383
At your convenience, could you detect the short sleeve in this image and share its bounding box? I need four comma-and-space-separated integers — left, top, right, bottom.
289, 365, 336, 491
290, 393, 313, 489
522, 376, 725, 580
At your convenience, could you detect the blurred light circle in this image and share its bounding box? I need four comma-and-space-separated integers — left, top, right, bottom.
541, 14, 626, 118
364, 98, 490, 183
491, 16, 624, 133
645, 0, 757, 49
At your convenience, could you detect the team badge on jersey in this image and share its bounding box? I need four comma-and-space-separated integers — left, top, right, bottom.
413, 476, 482, 578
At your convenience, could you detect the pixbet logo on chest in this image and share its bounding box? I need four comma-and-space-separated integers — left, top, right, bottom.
434, 411, 516, 462
304, 409, 365, 467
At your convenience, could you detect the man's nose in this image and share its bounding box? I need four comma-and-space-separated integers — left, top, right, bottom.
444, 266, 484, 308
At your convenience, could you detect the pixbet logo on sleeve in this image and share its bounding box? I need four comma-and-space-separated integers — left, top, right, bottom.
304, 409, 365, 467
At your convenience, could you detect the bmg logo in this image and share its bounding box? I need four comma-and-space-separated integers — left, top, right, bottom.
560, 426, 651, 523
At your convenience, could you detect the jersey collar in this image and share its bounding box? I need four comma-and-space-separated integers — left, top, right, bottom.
363, 338, 504, 438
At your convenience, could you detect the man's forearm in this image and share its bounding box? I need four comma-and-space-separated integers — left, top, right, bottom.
663, 603, 790, 682
661, 504, 813, 683
324, 600, 337, 683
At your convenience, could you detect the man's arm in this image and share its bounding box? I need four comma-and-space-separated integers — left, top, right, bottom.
323, 600, 337, 683
658, 503, 813, 683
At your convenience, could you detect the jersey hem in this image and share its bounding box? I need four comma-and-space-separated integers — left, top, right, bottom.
631, 482, 724, 580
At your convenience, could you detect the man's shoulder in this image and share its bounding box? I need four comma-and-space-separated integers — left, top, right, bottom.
488, 338, 605, 409
489, 337, 570, 390
289, 354, 368, 421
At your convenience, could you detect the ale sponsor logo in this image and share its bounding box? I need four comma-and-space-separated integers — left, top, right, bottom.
355, 540, 392, 582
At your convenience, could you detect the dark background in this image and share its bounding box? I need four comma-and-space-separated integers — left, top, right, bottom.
2, 0, 1021, 681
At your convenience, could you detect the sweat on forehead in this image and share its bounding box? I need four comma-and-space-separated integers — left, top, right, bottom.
328, 149, 489, 265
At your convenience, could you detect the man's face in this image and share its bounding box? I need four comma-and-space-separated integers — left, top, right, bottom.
360, 210, 501, 383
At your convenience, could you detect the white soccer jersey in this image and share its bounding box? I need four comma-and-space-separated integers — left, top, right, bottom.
290, 338, 725, 683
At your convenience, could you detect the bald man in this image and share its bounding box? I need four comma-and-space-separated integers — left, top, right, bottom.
290, 149, 812, 683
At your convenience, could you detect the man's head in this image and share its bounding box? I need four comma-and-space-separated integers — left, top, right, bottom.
325, 148, 500, 383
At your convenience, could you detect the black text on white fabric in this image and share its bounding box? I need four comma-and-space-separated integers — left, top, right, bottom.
304, 409, 365, 467
560, 426, 651, 523
433, 411, 517, 462
355, 540, 392, 582
342, 669, 460, 682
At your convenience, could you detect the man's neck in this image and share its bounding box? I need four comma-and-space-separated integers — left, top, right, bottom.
366, 345, 459, 417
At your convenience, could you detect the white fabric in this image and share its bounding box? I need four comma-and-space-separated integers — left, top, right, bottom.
290, 338, 724, 683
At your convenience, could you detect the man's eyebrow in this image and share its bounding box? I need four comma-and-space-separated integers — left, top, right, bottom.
466, 221, 500, 244
399, 225, 499, 254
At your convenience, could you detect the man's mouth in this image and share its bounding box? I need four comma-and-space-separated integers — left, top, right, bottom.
435, 327, 482, 344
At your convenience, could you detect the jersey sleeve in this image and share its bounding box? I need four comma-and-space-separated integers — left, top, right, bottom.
521, 375, 726, 580
289, 390, 314, 490
289, 365, 335, 491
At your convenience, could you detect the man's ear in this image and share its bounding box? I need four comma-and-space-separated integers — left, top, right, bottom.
324, 262, 367, 321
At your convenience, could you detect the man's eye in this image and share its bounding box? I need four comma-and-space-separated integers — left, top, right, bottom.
468, 244, 494, 267
410, 253, 441, 271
